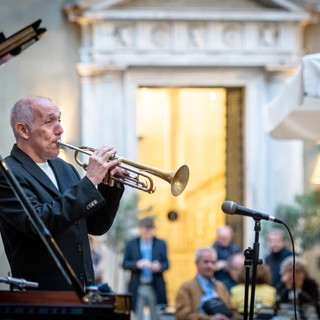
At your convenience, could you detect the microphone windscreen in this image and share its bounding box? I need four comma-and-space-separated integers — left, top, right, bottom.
221, 201, 237, 214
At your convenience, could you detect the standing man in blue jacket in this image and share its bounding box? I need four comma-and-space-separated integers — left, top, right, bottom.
0, 96, 126, 291
122, 217, 169, 320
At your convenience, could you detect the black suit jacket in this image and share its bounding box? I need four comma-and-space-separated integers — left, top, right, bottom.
0, 144, 124, 290
122, 237, 169, 310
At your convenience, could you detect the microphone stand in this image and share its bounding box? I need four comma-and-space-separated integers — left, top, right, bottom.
0, 155, 86, 301
243, 218, 263, 320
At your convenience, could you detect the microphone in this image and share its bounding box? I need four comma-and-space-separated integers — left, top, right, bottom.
221, 201, 283, 224
0, 276, 39, 288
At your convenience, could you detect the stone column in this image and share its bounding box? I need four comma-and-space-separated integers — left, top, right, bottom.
78, 67, 126, 153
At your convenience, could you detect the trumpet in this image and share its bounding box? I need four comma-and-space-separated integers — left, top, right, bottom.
57, 141, 189, 197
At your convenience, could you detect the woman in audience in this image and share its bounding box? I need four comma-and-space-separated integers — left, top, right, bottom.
277, 256, 320, 318
230, 264, 277, 315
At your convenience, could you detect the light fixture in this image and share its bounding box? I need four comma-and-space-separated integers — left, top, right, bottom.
311, 153, 320, 184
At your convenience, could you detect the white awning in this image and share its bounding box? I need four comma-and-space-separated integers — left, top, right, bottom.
265, 53, 320, 142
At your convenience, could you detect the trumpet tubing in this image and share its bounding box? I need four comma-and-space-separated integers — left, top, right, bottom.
57, 141, 189, 196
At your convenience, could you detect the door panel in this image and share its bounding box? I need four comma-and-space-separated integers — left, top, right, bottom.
136, 87, 236, 304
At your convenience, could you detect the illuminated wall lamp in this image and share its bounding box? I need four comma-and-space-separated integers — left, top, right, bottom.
311, 155, 320, 184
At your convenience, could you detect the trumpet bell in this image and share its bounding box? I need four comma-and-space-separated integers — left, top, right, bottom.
171, 165, 190, 197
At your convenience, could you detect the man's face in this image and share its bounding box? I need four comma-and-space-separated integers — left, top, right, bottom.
218, 232, 232, 247
229, 254, 244, 281
196, 250, 217, 280
268, 233, 285, 253
281, 265, 305, 288
139, 227, 154, 241
26, 98, 63, 162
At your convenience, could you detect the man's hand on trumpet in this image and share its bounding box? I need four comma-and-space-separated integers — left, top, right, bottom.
85, 145, 128, 186
103, 162, 131, 186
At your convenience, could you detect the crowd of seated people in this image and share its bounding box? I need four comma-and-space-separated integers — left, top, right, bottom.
173, 226, 320, 320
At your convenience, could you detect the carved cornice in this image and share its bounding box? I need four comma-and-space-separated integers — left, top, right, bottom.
77, 61, 127, 76
67, 1, 313, 73
77, 19, 305, 71
75, 9, 310, 22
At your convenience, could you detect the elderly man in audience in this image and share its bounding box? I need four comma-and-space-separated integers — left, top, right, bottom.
176, 247, 240, 320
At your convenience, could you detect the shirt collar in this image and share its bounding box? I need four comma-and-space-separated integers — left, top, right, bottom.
196, 273, 215, 287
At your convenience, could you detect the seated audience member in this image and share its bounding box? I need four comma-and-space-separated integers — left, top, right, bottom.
223, 253, 245, 291
277, 256, 320, 318
176, 247, 238, 320
264, 228, 293, 288
230, 264, 276, 315
212, 226, 242, 287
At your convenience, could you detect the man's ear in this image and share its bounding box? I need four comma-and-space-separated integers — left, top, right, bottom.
16, 123, 30, 139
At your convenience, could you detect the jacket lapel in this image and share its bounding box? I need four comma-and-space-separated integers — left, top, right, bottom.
137, 238, 143, 259
11, 145, 61, 196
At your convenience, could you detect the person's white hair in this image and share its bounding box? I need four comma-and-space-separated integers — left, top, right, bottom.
10, 96, 52, 141
280, 255, 307, 275
268, 228, 286, 240
195, 247, 217, 262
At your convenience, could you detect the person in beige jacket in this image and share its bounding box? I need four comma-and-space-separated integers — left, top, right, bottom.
176, 247, 237, 320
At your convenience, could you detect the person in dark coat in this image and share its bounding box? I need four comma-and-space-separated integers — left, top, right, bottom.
122, 217, 169, 320
264, 228, 293, 288
212, 225, 242, 287
222, 253, 245, 292
277, 256, 320, 318
0, 96, 125, 291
